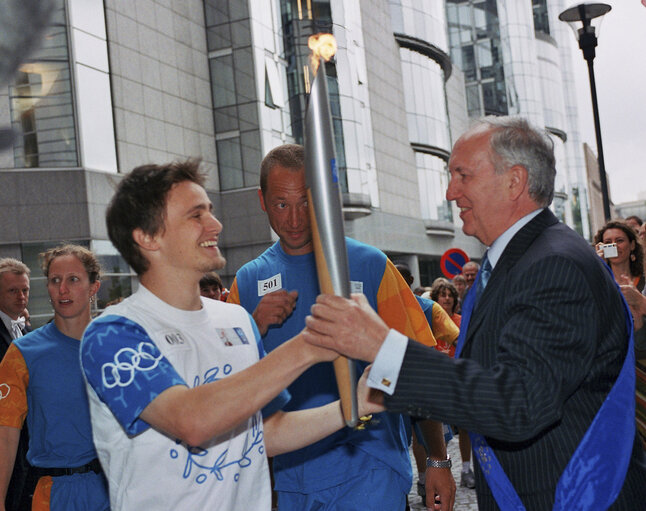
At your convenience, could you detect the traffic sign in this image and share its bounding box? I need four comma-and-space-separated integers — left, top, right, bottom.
440, 248, 469, 278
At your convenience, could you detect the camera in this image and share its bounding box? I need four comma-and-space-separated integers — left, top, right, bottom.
601, 243, 618, 258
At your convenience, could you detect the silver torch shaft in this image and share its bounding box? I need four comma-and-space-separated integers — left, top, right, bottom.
304, 57, 358, 428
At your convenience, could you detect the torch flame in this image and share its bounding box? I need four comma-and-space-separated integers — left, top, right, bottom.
308, 33, 337, 76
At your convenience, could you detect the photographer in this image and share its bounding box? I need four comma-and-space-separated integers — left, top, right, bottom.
594, 220, 644, 292
594, 220, 646, 449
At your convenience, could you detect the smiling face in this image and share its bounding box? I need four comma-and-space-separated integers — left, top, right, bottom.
47, 254, 99, 321
601, 228, 635, 264
437, 288, 455, 315
462, 262, 479, 287
153, 181, 226, 277
447, 130, 515, 246
0, 272, 30, 320
259, 165, 312, 256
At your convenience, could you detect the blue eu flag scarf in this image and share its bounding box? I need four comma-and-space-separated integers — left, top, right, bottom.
454, 261, 635, 511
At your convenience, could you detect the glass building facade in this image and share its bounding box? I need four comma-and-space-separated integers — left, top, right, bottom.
532, 0, 550, 35
391, 0, 454, 223
279, 0, 348, 191
1, 0, 595, 297
2, 0, 135, 327
9, 4, 78, 169
205, 0, 263, 191
446, 0, 508, 118
445, 0, 591, 238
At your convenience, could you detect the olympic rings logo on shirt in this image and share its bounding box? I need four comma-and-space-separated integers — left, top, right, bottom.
101, 342, 163, 389
0, 383, 10, 400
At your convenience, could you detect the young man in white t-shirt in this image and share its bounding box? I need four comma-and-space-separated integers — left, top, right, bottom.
80, 161, 376, 511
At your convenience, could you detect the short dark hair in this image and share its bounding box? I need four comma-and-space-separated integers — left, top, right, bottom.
259, 144, 304, 195
593, 220, 644, 278
626, 215, 643, 227
106, 160, 205, 275
199, 271, 223, 291
394, 263, 414, 287
430, 277, 459, 314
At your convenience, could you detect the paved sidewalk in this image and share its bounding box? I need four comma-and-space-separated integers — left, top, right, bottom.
408, 436, 478, 510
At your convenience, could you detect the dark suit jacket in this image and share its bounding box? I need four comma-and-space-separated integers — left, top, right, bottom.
1, 320, 30, 357
0, 320, 13, 360
385, 209, 646, 510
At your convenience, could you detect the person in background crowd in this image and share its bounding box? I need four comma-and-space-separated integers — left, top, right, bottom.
0, 245, 110, 511
395, 265, 458, 357
199, 271, 223, 301
625, 215, 642, 233
461, 261, 479, 290
595, 220, 646, 450
621, 279, 646, 448
0, 258, 32, 511
0, 259, 31, 359
395, 264, 459, 507
430, 278, 461, 328
451, 274, 466, 300
429, 278, 475, 490
413, 286, 429, 296
451, 274, 467, 314
594, 220, 644, 292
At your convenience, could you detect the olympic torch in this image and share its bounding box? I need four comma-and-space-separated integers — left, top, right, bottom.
304, 34, 358, 428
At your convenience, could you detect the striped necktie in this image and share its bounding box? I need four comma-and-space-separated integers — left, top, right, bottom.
475, 252, 492, 301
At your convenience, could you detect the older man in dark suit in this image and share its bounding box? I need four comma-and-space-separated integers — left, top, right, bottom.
0, 258, 31, 360
303, 117, 646, 510
0, 258, 32, 511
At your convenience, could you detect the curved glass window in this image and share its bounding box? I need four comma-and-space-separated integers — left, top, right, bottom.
532, 0, 550, 35
9, 4, 78, 168
205, 0, 263, 191
279, 0, 348, 191
416, 151, 452, 222
446, 0, 508, 117
400, 48, 451, 150
389, 0, 449, 52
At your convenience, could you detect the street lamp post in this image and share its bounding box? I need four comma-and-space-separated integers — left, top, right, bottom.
559, 2, 612, 221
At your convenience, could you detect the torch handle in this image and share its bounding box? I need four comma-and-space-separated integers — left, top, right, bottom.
332, 357, 356, 425
307, 189, 358, 427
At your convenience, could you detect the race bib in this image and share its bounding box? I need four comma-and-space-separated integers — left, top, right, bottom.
258, 273, 282, 296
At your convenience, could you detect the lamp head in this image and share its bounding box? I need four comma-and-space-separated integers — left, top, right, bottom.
559, 3, 611, 60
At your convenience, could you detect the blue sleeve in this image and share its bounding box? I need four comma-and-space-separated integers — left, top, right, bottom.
416, 296, 434, 326
81, 314, 187, 436
247, 312, 291, 417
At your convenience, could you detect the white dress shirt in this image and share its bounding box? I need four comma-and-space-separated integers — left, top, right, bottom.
0, 309, 26, 340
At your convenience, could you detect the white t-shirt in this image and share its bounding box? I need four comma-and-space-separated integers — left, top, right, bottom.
81, 285, 286, 510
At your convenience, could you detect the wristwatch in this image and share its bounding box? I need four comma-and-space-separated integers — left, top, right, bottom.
426, 454, 452, 469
